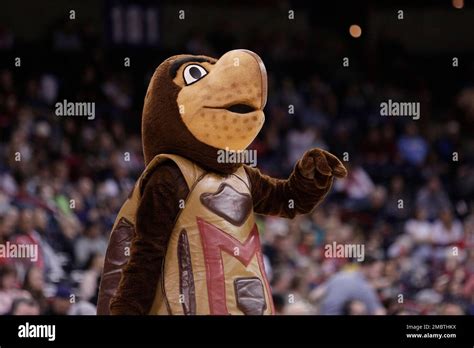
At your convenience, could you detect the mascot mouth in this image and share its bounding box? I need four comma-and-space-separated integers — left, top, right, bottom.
226, 104, 256, 113
205, 103, 257, 114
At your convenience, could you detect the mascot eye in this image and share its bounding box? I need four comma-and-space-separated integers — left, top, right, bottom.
183, 64, 208, 85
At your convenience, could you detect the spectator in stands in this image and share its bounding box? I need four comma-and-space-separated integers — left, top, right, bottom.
0, 265, 31, 315
334, 162, 375, 211
23, 266, 47, 314
44, 285, 73, 315
431, 209, 463, 260
416, 176, 451, 221
74, 222, 107, 268
318, 258, 386, 315
10, 298, 40, 315
397, 123, 429, 166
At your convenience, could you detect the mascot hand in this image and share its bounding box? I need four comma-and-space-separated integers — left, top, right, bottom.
298, 148, 347, 188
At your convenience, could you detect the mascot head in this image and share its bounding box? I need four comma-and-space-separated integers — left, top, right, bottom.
141, 49, 267, 173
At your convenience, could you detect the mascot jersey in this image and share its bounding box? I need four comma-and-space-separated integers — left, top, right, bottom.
97, 49, 348, 315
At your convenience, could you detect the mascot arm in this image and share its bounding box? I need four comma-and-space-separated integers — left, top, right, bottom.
245, 148, 347, 218
109, 161, 188, 315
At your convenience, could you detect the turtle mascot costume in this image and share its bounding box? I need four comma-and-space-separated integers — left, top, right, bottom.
97, 49, 347, 315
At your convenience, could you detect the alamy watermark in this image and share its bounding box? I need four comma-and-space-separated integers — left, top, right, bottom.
324, 241, 365, 262
217, 147, 257, 167
55, 99, 95, 120
380, 99, 420, 120
18, 322, 55, 341
0, 242, 38, 262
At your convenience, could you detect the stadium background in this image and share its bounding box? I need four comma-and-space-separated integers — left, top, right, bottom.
0, 0, 473, 315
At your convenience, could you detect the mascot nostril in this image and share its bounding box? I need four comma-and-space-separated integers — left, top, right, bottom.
97, 49, 347, 315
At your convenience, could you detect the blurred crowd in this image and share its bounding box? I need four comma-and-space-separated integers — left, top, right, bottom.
0, 11, 473, 316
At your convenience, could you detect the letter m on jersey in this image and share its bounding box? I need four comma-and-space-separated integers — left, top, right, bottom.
197, 217, 267, 314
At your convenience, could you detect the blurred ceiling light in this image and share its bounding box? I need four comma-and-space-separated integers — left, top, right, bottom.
452, 0, 464, 9
349, 24, 362, 38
